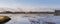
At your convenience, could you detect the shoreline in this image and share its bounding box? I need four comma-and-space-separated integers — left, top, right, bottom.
0, 12, 55, 14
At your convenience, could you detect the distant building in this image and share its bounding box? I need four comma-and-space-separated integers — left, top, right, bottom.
55, 10, 60, 12
54, 10, 60, 16
55, 10, 60, 13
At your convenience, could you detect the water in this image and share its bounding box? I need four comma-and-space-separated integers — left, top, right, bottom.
0, 14, 60, 24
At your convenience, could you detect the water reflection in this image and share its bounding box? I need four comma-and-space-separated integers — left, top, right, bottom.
0, 14, 59, 24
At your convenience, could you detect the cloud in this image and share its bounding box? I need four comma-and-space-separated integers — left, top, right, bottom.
0, 0, 60, 12
0, 3, 56, 12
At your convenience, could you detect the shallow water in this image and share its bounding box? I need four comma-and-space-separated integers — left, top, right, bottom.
0, 14, 60, 24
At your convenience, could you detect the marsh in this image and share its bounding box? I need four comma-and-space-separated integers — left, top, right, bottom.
0, 14, 59, 24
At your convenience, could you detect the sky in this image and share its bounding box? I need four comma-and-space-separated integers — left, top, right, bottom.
0, 0, 60, 12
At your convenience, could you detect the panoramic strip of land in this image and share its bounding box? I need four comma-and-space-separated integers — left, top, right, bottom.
0, 11, 60, 14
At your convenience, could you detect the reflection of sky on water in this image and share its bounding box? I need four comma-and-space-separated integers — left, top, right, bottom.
6, 17, 31, 24
0, 14, 60, 24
